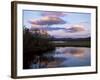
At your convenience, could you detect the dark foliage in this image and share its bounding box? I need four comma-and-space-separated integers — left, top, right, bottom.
23, 28, 55, 69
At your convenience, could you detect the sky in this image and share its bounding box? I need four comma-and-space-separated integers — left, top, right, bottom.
23, 10, 91, 38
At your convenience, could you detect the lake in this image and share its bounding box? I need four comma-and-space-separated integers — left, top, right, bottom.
30, 47, 91, 69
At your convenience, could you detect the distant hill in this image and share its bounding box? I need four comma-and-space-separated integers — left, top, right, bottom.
48, 37, 91, 41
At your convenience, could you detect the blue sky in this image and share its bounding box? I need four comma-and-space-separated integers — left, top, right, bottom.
23, 10, 91, 38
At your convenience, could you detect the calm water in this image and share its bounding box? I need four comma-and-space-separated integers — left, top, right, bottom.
30, 47, 91, 69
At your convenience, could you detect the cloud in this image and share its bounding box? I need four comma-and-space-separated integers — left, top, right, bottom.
48, 29, 90, 38
46, 24, 87, 32
29, 16, 66, 25
30, 24, 41, 28
41, 11, 66, 17
65, 24, 86, 33
30, 25, 66, 31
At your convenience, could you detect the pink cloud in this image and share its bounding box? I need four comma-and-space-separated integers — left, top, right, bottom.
48, 29, 90, 38
41, 11, 66, 17
29, 16, 66, 25
66, 24, 86, 33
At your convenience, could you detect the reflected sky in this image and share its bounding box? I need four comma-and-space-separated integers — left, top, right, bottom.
30, 47, 91, 69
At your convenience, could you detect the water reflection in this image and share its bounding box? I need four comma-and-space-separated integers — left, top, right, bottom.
62, 48, 86, 59
29, 47, 91, 69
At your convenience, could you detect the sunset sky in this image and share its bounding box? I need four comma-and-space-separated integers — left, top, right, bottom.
23, 10, 91, 38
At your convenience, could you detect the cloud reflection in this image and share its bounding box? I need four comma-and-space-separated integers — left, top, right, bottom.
63, 48, 86, 59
